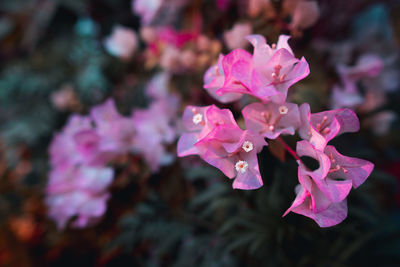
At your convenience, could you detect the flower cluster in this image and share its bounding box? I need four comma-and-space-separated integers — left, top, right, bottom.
178, 34, 374, 227
47, 91, 178, 229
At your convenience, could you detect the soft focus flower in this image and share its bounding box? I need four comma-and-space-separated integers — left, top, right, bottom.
104, 25, 138, 60
91, 99, 136, 154
132, 97, 179, 171
132, 0, 162, 25
284, 0, 319, 35
223, 22, 252, 50
46, 165, 114, 229
51, 84, 80, 112
363, 111, 397, 136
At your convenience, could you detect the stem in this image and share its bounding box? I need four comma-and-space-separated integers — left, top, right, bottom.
277, 137, 301, 162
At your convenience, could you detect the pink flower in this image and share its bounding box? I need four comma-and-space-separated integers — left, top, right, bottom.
132, 0, 162, 25
283, 183, 348, 228
203, 54, 243, 103
298, 103, 360, 150
91, 99, 136, 154
246, 34, 310, 103
132, 98, 178, 171
213, 35, 309, 104
223, 22, 252, 50
104, 25, 138, 60
287, 1, 319, 33
177, 105, 239, 157
46, 165, 114, 229
49, 115, 107, 168
195, 125, 267, 189
283, 140, 374, 227
242, 102, 300, 139
146, 72, 171, 100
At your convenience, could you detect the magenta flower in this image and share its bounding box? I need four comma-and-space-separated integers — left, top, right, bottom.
132, 98, 178, 171
91, 99, 136, 154
212, 35, 310, 104
283, 182, 348, 228
298, 103, 360, 150
177, 105, 239, 157
242, 102, 300, 139
195, 125, 267, 189
46, 166, 114, 229
49, 115, 107, 168
246, 34, 310, 103
204, 54, 243, 103
297, 140, 353, 204
223, 22, 252, 50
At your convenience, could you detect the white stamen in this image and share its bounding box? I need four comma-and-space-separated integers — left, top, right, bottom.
235, 160, 249, 173
279, 105, 289, 115
192, 113, 203, 125
242, 141, 254, 152
272, 43, 276, 49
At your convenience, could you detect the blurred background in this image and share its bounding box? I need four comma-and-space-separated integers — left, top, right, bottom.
1, 0, 400, 266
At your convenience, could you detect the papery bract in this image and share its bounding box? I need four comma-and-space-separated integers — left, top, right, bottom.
298, 103, 359, 150
195, 125, 267, 189
242, 102, 300, 139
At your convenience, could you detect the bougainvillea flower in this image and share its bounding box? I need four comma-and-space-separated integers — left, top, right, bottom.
286, 0, 320, 34
91, 99, 136, 154
330, 84, 363, 109
49, 115, 106, 168
297, 140, 353, 203
283, 183, 348, 228
146, 72, 171, 100
132, 0, 162, 25
223, 22, 252, 50
46, 166, 114, 229
298, 103, 360, 150
132, 98, 178, 171
104, 25, 138, 60
195, 125, 267, 189
204, 54, 243, 103
337, 53, 383, 82
177, 105, 238, 157
324, 145, 374, 189
242, 102, 301, 139
246, 35, 310, 103
215, 49, 254, 97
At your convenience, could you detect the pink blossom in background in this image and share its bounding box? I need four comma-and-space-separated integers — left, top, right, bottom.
223, 22, 252, 50
285, 0, 319, 34
46, 165, 114, 229
363, 111, 397, 136
104, 25, 138, 60
132, 0, 162, 25
146, 72, 171, 100
247, 0, 275, 19
132, 98, 179, 171
91, 99, 136, 154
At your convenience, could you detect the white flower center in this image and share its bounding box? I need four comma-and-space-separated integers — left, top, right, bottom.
235, 160, 249, 174
279, 105, 288, 115
242, 141, 254, 152
192, 113, 203, 125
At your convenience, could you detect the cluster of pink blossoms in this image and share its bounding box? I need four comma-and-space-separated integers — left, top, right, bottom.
47, 91, 178, 229
177, 34, 374, 227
